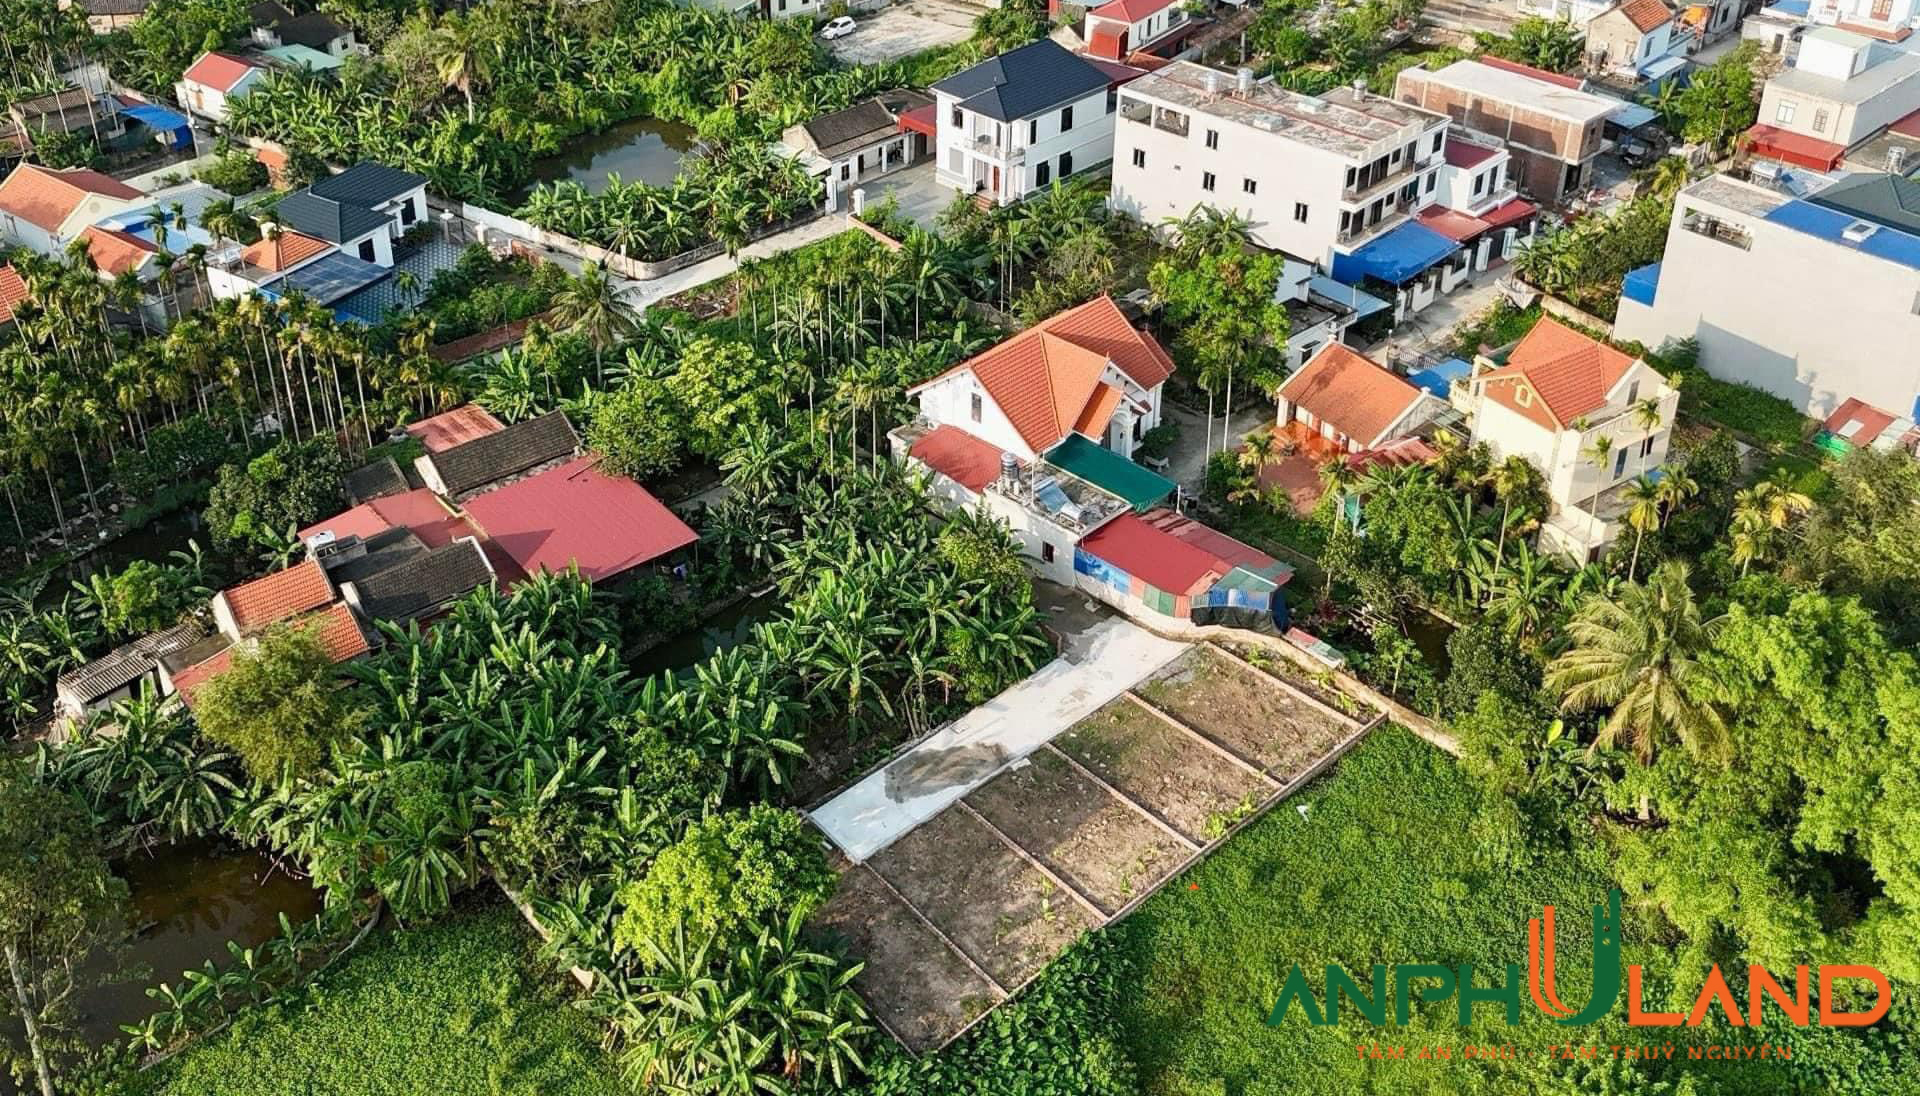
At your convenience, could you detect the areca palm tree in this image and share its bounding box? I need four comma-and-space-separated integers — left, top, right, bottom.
1545, 561, 1727, 764
1487, 454, 1541, 581
1580, 433, 1615, 554
1621, 473, 1664, 580
1727, 478, 1812, 575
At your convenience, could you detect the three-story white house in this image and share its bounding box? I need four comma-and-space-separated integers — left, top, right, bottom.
932, 39, 1129, 205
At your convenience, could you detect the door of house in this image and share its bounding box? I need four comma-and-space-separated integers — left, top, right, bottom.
991, 165, 1000, 194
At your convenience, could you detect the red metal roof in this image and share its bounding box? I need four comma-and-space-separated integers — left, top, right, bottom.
1080, 512, 1228, 596
1889, 107, 1920, 139
428, 316, 550, 363
898, 104, 937, 137
1088, 0, 1178, 21
1131, 508, 1283, 578
298, 487, 477, 548
1416, 207, 1491, 242
908, 424, 1006, 491
1476, 55, 1585, 90
1444, 137, 1499, 168
461, 457, 697, 583
219, 559, 335, 634
405, 404, 507, 452
182, 51, 261, 93
1088, 26, 1126, 60
1480, 196, 1539, 229
1747, 125, 1846, 171
1822, 397, 1897, 446
1083, 57, 1148, 85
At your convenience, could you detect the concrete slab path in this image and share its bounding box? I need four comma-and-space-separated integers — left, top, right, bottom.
809, 617, 1188, 862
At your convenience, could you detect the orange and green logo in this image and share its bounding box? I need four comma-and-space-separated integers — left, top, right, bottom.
1267, 889, 1891, 1029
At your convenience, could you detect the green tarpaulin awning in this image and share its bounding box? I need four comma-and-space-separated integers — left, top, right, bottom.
1042, 435, 1176, 513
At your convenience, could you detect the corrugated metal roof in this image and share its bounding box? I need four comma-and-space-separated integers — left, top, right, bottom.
461, 457, 697, 583
1042, 435, 1174, 512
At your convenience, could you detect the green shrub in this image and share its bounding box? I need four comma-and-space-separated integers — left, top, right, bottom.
201, 437, 344, 553
612, 806, 835, 954
194, 150, 269, 195
1668, 367, 1812, 448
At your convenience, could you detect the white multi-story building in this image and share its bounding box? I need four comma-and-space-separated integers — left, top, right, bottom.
1614, 171, 1920, 420
932, 39, 1131, 205
1110, 62, 1450, 268
1464, 317, 1679, 561
1083, 0, 1194, 61
1750, 27, 1920, 170
1806, 0, 1920, 42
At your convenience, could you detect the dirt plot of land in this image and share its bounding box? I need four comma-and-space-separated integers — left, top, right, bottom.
869, 809, 1099, 988
828, 0, 978, 64
811, 863, 999, 1050
965, 749, 1190, 914
1053, 698, 1267, 844
1135, 648, 1357, 779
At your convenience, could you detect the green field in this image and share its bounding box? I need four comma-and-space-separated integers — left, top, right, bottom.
131, 904, 622, 1096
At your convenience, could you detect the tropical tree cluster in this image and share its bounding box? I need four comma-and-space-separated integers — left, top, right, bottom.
1514, 190, 1675, 318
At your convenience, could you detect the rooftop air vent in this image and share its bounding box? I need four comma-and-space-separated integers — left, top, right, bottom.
1841, 219, 1880, 244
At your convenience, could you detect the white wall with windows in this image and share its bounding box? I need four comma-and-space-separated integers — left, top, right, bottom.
934, 88, 1115, 205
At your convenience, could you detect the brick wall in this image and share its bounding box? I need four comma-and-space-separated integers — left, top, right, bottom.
1394, 69, 1602, 202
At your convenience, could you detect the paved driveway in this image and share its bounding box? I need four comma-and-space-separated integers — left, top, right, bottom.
829, 0, 979, 64
855, 162, 960, 230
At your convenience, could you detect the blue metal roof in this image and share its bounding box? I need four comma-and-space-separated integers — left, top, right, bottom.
1307, 275, 1391, 321
1330, 222, 1460, 286
113, 100, 191, 148
1406, 357, 1471, 398
1764, 198, 1920, 272
1622, 262, 1661, 307
1766, 0, 1809, 14
264, 250, 389, 305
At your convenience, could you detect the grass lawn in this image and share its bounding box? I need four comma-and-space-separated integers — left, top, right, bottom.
1749, 448, 1834, 500
1108, 728, 1632, 1096
130, 902, 622, 1096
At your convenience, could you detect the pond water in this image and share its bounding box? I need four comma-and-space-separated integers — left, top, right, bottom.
629, 592, 781, 680
511, 116, 699, 204
75, 841, 324, 1050
1404, 609, 1455, 675
65, 508, 206, 584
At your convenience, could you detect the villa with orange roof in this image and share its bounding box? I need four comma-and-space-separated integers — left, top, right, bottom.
1463, 316, 1678, 561
0, 162, 147, 256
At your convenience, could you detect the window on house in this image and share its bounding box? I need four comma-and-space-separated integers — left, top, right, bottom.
1042, 543, 1055, 563
1913, 289, 1920, 315
1202, 171, 1216, 191
1391, 147, 1402, 165
1061, 105, 1074, 131
1473, 173, 1485, 196
1612, 447, 1629, 479
1132, 148, 1146, 168
1640, 435, 1656, 458
1626, 380, 1639, 404
1206, 128, 1219, 149
1106, 88, 1117, 112
1029, 119, 1038, 143
1431, 132, 1443, 153
1060, 151, 1073, 176
1294, 202, 1308, 222
970, 392, 982, 422
1775, 100, 1796, 124
951, 105, 962, 127
1346, 166, 1356, 188
1339, 210, 1353, 232
399, 197, 416, 225
1243, 177, 1257, 194
358, 238, 376, 262
1036, 161, 1051, 186
1515, 386, 1532, 407
1812, 108, 1829, 133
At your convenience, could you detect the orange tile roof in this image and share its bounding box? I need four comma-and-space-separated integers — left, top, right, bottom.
1073, 382, 1126, 440
1613, 0, 1674, 33
182, 51, 262, 93
175, 604, 368, 707
1275, 344, 1427, 449
0, 164, 145, 233
909, 295, 1175, 453
80, 226, 156, 276
219, 559, 335, 634
1088, 26, 1126, 60
1478, 316, 1639, 430
240, 229, 330, 273
0, 264, 26, 323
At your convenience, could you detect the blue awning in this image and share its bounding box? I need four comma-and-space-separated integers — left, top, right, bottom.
114, 100, 191, 149
1330, 222, 1461, 286
1622, 262, 1661, 307
1307, 274, 1391, 321
1607, 102, 1659, 130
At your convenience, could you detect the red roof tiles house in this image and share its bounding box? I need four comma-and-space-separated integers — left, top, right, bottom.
174, 604, 369, 706
404, 404, 507, 452
1089, 0, 1178, 21
0, 163, 145, 232
1821, 397, 1898, 447
79, 226, 156, 276
240, 228, 331, 273
1477, 316, 1639, 430
461, 457, 698, 584
298, 487, 478, 549
0, 264, 26, 324
908, 295, 1175, 454
215, 559, 335, 635
181, 52, 263, 93
1275, 344, 1431, 450
907, 424, 1008, 492
1613, 0, 1675, 32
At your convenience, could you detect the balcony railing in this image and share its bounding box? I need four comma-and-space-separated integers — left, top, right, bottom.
1680, 212, 1751, 250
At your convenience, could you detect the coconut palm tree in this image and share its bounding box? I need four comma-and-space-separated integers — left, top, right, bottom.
1580, 433, 1615, 556
432, 13, 494, 124
1487, 453, 1541, 581
1545, 561, 1727, 764
548, 262, 636, 387
1621, 473, 1663, 580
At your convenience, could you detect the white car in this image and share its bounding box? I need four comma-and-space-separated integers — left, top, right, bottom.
819, 16, 857, 39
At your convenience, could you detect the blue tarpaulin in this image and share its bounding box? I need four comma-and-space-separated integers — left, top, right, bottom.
113, 100, 191, 149
1307, 274, 1391, 321
1330, 222, 1460, 286
1406, 357, 1471, 398
1622, 262, 1662, 307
